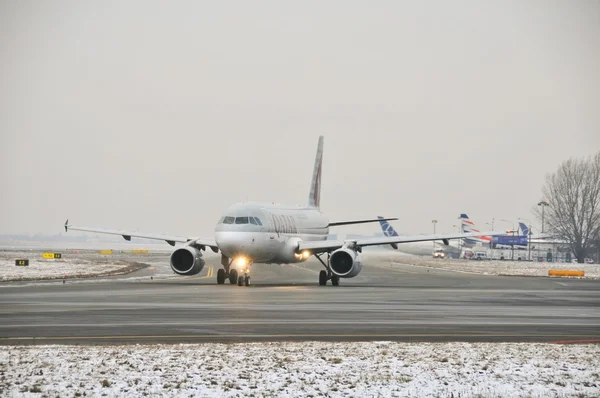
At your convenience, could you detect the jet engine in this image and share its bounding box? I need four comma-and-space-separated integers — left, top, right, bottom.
170, 247, 205, 276
330, 248, 362, 278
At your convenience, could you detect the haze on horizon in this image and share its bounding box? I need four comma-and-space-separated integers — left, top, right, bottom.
1, 1, 599, 239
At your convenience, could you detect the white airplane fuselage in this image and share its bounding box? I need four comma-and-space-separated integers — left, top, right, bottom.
214, 202, 329, 264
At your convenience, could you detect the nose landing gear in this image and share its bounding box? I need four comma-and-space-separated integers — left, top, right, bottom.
237, 274, 250, 286
217, 257, 252, 287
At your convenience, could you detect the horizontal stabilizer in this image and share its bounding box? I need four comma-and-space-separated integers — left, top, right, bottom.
329, 218, 398, 227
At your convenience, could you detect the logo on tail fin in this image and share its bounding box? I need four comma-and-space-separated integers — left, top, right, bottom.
377, 216, 399, 237
459, 213, 491, 245
308, 136, 324, 209
378, 216, 399, 249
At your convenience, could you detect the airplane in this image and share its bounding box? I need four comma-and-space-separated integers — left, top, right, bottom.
460, 215, 533, 248
459, 214, 492, 248
377, 217, 461, 257
65, 136, 504, 287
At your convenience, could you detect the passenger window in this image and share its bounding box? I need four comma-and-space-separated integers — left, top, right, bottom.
235, 217, 249, 224
223, 216, 235, 224
249, 217, 257, 225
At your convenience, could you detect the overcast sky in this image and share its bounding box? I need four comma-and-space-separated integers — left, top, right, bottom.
1, 1, 599, 238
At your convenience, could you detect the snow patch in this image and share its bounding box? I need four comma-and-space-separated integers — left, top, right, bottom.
1, 342, 598, 397
0, 251, 148, 282
381, 256, 600, 278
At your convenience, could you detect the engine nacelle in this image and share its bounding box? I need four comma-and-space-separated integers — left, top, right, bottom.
170, 247, 205, 276
330, 248, 362, 278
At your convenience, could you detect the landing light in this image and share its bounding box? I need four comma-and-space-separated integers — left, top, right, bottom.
302, 250, 311, 259
235, 257, 248, 267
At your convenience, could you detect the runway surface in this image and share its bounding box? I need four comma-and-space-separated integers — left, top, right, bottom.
1, 253, 599, 345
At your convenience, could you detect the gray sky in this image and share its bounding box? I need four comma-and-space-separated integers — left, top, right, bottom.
1, 1, 599, 238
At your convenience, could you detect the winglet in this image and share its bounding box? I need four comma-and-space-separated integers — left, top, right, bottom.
64, 219, 69, 232
308, 136, 324, 209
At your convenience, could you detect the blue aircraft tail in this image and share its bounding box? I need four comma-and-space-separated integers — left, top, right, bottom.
378, 216, 399, 237
377, 216, 399, 249
519, 222, 529, 236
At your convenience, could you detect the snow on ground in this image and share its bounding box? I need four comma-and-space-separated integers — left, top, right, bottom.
0, 251, 149, 282
1, 342, 598, 397
373, 253, 600, 278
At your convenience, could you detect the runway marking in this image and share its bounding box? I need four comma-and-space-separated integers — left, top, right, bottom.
2, 333, 600, 342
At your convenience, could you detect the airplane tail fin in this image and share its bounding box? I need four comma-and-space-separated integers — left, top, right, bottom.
459, 213, 492, 245
378, 216, 399, 237
308, 136, 324, 209
519, 222, 529, 236
377, 216, 399, 249
459, 214, 471, 233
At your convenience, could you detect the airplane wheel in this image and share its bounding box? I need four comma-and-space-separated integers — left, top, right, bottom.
217, 269, 225, 285
244, 275, 251, 286
331, 275, 340, 286
238, 276, 244, 286
229, 269, 238, 284
319, 270, 327, 286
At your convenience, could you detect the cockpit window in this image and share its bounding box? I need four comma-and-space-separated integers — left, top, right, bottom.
250, 217, 263, 226
235, 216, 249, 224
223, 216, 235, 224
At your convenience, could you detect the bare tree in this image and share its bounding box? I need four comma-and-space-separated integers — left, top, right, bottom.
535, 152, 600, 263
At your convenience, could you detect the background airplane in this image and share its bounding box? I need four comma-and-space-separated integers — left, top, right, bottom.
66, 136, 503, 286
459, 214, 493, 248
377, 217, 461, 257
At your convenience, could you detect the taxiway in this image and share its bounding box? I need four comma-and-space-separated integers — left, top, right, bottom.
1, 254, 598, 344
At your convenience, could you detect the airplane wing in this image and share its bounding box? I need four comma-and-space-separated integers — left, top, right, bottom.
328, 217, 398, 227
64, 220, 218, 251
298, 231, 505, 254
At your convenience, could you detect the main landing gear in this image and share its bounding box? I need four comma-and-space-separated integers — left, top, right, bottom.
315, 253, 339, 286
216, 259, 251, 287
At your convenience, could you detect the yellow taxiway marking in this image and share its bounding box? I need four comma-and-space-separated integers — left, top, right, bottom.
2, 333, 600, 341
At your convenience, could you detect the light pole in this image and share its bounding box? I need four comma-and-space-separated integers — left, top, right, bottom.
485, 218, 495, 231
432, 220, 437, 249
537, 200, 549, 234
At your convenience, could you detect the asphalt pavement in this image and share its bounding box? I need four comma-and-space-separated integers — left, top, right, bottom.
1, 253, 599, 345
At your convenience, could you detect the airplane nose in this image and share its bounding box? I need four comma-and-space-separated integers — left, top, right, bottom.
215, 232, 252, 257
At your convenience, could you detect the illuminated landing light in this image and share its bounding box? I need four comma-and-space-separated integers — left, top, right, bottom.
295, 250, 312, 260
235, 256, 248, 267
